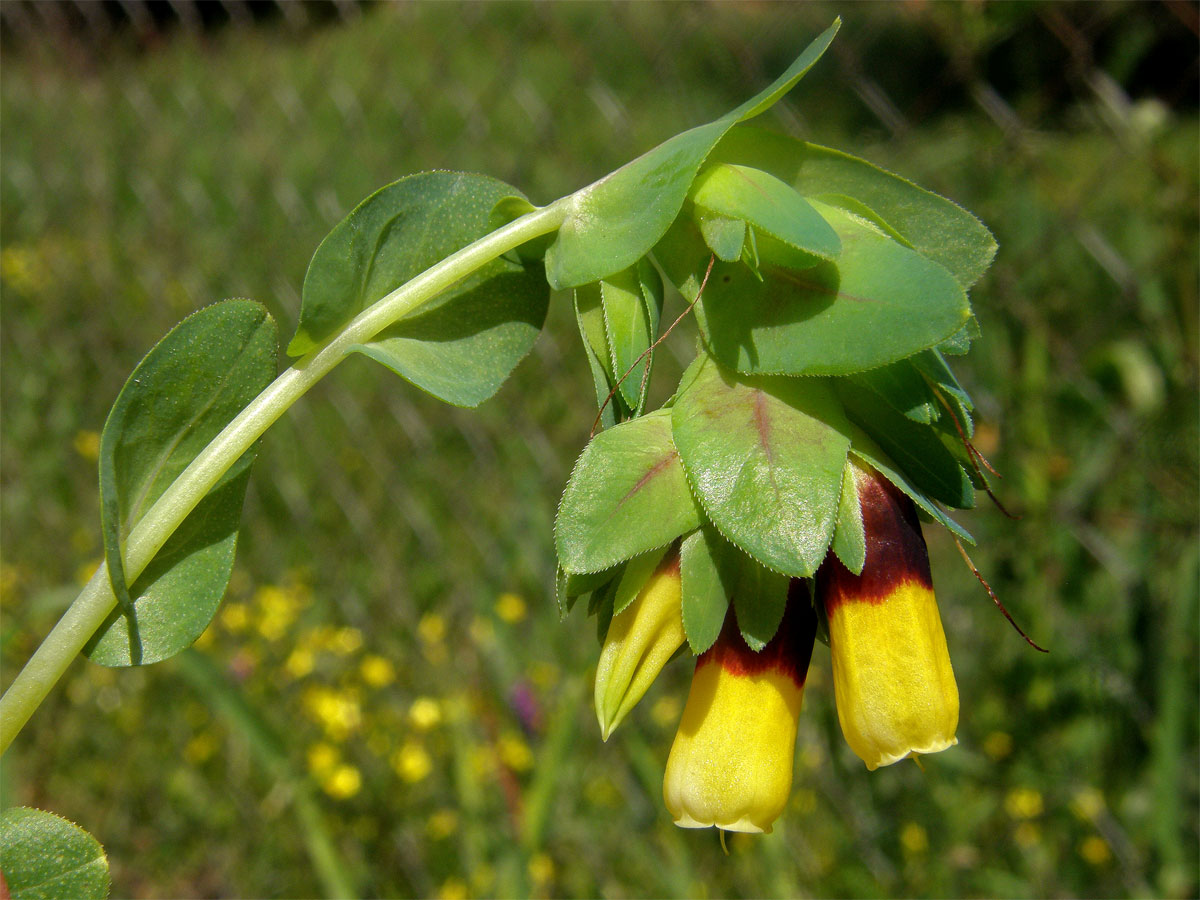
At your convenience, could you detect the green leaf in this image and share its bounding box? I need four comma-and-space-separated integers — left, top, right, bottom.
830, 459, 866, 574
671, 356, 851, 578
591, 578, 618, 644
912, 348, 975, 437
555, 564, 622, 619
678, 524, 789, 652
488, 195, 555, 262
845, 423, 974, 544
574, 282, 623, 428
853, 359, 939, 424
0, 808, 109, 900
731, 552, 790, 652
636, 256, 664, 339
350, 264, 548, 408
601, 267, 654, 412
938, 316, 980, 356
91, 300, 277, 667
708, 127, 997, 288
556, 409, 702, 574
691, 164, 840, 263
653, 212, 715, 304
694, 202, 970, 377
679, 527, 732, 654
543, 19, 840, 289
612, 546, 670, 617
697, 211, 747, 262
291, 172, 549, 408
837, 379, 975, 509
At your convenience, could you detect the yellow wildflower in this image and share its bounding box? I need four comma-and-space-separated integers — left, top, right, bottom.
495, 592, 527, 623
360, 654, 395, 687
663, 597, 817, 834
816, 462, 958, 770
408, 697, 442, 731
392, 741, 433, 783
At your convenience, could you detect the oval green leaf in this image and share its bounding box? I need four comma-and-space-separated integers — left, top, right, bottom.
691, 164, 840, 263
696, 211, 747, 262
556, 409, 703, 574
671, 356, 851, 578
694, 202, 970, 377
830, 459, 866, 575
291, 172, 549, 408
709, 126, 997, 288
575, 282, 624, 428
731, 553, 790, 652
679, 526, 732, 654
91, 300, 277, 666
602, 266, 660, 413
0, 808, 110, 900
543, 19, 840, 289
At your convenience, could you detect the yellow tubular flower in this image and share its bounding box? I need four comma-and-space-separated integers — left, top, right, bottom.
663, 591, 817, 833
817, 462, 959, 770
594, 552, 684, 740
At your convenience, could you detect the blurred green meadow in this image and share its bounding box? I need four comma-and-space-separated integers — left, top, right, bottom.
1, 2, 1196, 897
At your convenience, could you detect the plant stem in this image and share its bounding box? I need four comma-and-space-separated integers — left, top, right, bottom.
0, 200, 567, 756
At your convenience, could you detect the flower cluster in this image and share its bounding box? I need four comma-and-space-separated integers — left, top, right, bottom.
592, 462, 959, 834
547, 21, 999, 838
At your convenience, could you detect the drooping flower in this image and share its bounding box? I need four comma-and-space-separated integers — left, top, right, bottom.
594, 551, 684, 740
662, 588, 817, 833
816, 460, 959, 770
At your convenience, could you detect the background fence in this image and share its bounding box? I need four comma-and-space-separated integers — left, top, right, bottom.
2, 2, 1197, 898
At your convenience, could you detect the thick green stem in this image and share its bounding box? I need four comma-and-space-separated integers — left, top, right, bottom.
0, 200, 567, 756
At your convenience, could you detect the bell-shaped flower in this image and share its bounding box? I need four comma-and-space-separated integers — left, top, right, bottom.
816, 461, 959, 770
662, 591, 817, 833
594, 551, 684, 740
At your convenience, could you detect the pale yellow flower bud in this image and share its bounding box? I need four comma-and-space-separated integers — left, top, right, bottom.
594, 552, 683, 740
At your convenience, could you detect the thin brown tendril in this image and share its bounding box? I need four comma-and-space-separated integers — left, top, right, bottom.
590, 254, 717, 438
955, 538, 1048, 653
922, 374, 1019, 520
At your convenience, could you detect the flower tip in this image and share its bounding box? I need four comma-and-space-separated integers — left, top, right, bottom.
592, 554, 685, 740
595, 683, 629, 742
670, 810, 769, 834
861, 721, 959, 771
597, 715, 614, 743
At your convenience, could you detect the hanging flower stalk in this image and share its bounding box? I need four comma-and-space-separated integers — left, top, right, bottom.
554, 20, 1013, 836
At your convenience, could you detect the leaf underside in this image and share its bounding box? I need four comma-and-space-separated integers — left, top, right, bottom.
293, 171, 549, 408
92, 300, 277, 667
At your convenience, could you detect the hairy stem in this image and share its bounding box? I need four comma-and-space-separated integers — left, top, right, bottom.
0, 201, 567, 755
